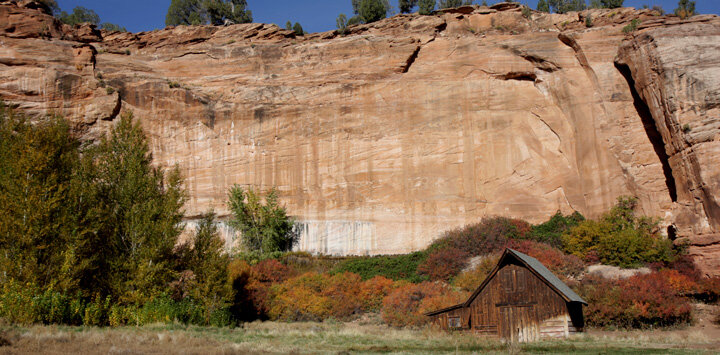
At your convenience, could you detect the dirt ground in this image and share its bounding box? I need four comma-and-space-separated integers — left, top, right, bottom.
0, 304, 718, 354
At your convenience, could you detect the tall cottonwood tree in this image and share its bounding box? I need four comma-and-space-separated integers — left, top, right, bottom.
227, 186, 298, 253
0, 107, 80, 292
88, 112, 186, 303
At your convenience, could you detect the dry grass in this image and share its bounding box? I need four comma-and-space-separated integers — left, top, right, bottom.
0, 320, 719, 354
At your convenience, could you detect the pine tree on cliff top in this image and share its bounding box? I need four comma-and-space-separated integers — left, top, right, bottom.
166, 0, 252, 26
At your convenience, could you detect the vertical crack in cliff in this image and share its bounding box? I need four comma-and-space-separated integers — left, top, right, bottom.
400, 45, 421, 73
615, 62, 678, 202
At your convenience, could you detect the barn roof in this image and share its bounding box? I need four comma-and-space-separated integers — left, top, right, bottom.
463, 248, 587, 307
424, 303, 464, 317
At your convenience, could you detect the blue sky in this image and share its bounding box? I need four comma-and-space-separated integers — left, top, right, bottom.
57, 1, 719, 34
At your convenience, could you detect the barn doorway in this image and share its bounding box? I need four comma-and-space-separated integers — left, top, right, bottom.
498, 305, 539, 342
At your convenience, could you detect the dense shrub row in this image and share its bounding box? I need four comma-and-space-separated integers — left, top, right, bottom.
332, 251, 429, 283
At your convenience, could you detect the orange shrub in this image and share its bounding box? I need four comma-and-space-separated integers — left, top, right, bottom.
266, 272, 367, 321
656, 269, 700, 296
381, 282, 468, 327
358, 276, 399, 311
452, 254, 500, 291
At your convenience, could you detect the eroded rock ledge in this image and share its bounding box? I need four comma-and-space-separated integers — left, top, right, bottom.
1, 0, 719, 275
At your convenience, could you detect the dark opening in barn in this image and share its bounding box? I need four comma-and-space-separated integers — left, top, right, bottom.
425, 248, 587, 342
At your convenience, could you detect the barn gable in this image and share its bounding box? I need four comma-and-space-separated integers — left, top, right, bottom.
463, 249, 587, 307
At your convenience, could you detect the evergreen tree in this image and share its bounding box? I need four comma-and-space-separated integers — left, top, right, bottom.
357, 0, 390, 23
600, 0, 624, 8
37, 0, 60, 15
166, 0, 251, 26
292, 22, 304, 36
438, 0, 473, 9
166, 0, 205, 26
399, 0, 419, 13
675, 0, 696, 19
537, 0, 550, 12
58, 6, 100, 26
227, 186, 298, 253
548, 0, 586, 13
285, 21, 292, 30
418, 0, 436, 15
101, 23, 127, 32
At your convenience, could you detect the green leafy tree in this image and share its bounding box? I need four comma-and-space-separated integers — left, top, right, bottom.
292, 22, 304, 36
418, 0, 436, 15
285, 21, 292, 30
227, 186, 298, 253
336, 13, 348, 34
548, 0, 586, 13
589, 0, 603, 8
562, 196, 675, 268
537, 0, 550, 12
180, 211, 231, 322
87, 112, 186, 303
0, 106, 81, 293
101, 23, 127, 32
675, 0, 696, 19
58, 6, 100, 26
399, 0, 419, 13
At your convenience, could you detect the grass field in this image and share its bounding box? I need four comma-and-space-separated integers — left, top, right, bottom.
1, 318, 719, 355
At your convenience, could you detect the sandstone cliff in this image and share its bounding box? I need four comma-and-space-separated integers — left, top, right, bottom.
1, 0, 719, 274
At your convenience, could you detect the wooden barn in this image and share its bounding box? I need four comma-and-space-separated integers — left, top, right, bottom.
426, 248, 586, 342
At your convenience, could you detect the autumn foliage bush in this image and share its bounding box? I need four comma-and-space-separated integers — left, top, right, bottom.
578, 272, 693, 329
266, 272, 401, 321
381, 282, 469, 327
452, 254, 501, 291
417, 247, 470, 282
508, 240, 585, 279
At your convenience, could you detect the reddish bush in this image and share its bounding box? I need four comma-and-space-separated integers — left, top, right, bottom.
697, 277, 720, 303
508, 240, 585, 278
417, 247, 470, 282
508, 218, 532, 239
432, 217, 527, 258
578, 272, 693, 329
251, 259, 294, 283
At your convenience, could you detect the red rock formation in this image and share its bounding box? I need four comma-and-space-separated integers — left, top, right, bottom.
1, 1, 718, 275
